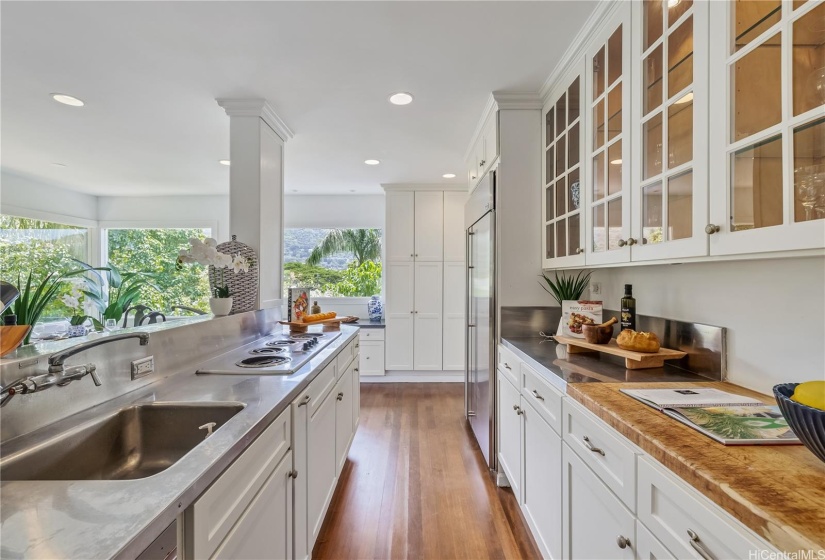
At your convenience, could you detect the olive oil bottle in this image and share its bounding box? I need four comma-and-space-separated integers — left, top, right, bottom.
620, 284, 636, 331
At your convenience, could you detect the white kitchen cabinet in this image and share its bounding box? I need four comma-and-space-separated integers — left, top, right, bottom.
442, 261, 465, 371
413, 261, 443, 370
307, 388, 338, 550
413, 191, 444, 261
359, 340, 385, 376
636, 522, 675, 560
467, 111, 499, 191
562, 442, 636, 560
443, 191, 469, 262
292, 388, 310, 560
384, 261, 415, 370
521, 399, 562, 560
497, 371, 522, 500
334, 364, 354, 476
351, 350, 361, 431
385, 191, 415, 262
467, 136, 483, 188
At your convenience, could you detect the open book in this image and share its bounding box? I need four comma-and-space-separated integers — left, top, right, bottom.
620, 388, 800, 446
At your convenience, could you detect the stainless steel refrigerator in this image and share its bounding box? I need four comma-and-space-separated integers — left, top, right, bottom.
465, 170, 496, 469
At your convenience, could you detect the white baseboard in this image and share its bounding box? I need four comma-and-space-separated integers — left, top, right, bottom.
360, 370, 464, 383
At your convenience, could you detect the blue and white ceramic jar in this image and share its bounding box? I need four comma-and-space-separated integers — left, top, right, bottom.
367, 296, 383, 322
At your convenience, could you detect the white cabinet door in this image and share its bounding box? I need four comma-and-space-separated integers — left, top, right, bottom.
413, 261, 443, 370
211, 451, 293, 560
307, 391, 337, 550
443, 191, 468, 262
413, 191, 444, 261
385, 191, 415, 262
497, 372, 522, 501
359, 340, 385, 376
442, 261, 465, 370
562, 443, 635, 560
481, 112, 498, 173
385, 261, 414, 370
636, 523, 675, 560
351, 355, 361, 431
522, 399, 563, 560
334, 366, 353, 476
292, 390, 310, 560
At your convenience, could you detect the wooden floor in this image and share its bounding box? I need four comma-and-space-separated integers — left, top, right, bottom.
313, 383, 540, 560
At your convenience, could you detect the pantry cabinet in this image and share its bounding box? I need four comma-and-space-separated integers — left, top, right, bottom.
496, 370, 522, 500
442, 261, 466, 371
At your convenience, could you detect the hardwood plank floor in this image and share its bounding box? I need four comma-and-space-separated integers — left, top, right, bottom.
313, 383, 541, 560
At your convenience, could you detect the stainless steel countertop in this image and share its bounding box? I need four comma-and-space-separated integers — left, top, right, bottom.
501, 336, 708, 393
0, 326, 359, 560
349, 319, 385, 329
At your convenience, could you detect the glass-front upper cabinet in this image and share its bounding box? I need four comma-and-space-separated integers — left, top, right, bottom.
542, 62, 585, 268
709, 0, 825, 255
630, 0, 710, 261
585, 6, 632, 265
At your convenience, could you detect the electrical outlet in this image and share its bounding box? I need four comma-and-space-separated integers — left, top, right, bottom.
591, 282, 602, 295
131, 356, 155, 380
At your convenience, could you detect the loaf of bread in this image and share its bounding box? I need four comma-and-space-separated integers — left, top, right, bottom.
616, 329, 661, 353
302, 311, 337, 323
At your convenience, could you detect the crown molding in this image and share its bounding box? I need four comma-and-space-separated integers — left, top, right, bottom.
491, 91, 543, 110
381, 183, 468, 193
215, 98, 294, 142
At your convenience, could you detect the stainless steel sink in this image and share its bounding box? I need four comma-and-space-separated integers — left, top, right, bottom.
0, 401, 245, 481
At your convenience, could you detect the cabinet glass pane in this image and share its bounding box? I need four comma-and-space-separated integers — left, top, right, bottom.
734, 34, 782, 142
568, 213, 581, 255
792, 2, 825, 117
794, 0, 809, 9
568, 168, 581, 211
569, 123, 580, 168
668, 171, 694, 240
607, 83, 622, 142
643, 183, 664, 245
546, 185, 554, 222
644, 113, 663, 179
592, 203, 605, 252
731, 134, 783, 231
568, 77, 581, 123
546, 224, 555, 259
668, 16, 694, 98
608, 141, 622, 195
594, 98, 605, 150
556, 135, 566, 178
556, 219, 567, 258
668, 98, 693, 168
734, 1, 781, 51
644, 44, 664, 115
607, 198, 623, 250
545, 146, 554, 184
668, 0, 692, 25
644, 0, 663, 51
793, 117, 825, 222
608, 26, 623, 87
545, 108, 554, 148
556, 93, 567, 138
556, 176, 566, 218
594, 46, 606, 101
593, 151, 605, 201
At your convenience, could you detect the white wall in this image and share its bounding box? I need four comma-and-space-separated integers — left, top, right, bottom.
0, 170, 97, 225
98, 195, 230, 241
284, 194, 384, 229
589, 256, 825, 395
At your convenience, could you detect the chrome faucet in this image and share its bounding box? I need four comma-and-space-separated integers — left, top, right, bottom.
0, 332, 150, 407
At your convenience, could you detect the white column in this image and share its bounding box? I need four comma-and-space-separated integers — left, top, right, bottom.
216, 98, 293, 310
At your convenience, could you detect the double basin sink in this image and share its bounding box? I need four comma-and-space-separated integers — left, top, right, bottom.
0, 401, 245, 481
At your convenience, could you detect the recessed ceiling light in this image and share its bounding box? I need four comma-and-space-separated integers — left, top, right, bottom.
389, 92, 414, 106
51, 93, 84, 107
51, 162, 67, 168
292, 189, 298, 193
610, 159, 622, 165
674, 92, 694, 105
442, 173, 456, 179
364, 159, 380, 165
219, 160, 231, 166
349, 189, 356, 193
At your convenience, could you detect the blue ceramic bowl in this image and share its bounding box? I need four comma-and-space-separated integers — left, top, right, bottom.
773, 383, 825, 463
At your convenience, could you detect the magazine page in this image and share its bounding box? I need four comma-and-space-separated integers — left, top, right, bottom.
667, 405, 800, 444
621, 388, 763, 409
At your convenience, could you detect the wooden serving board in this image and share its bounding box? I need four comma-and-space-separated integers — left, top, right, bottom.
279, 316, 358, 333
0, 325, 30, 357
554, 335, 686, 370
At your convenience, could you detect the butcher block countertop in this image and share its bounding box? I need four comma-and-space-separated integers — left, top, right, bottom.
566, 381, 825, 555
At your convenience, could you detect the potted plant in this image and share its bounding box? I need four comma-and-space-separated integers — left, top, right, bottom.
539, 269, 593, 335
76, 261, 160, 326
177, 238, 252, 317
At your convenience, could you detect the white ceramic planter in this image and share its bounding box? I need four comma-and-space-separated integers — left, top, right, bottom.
209, 297, 233, 317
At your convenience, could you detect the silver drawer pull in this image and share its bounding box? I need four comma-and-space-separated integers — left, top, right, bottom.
531, 389, 544, 401
297, 395, 311, 407
687, 529, 716, 560
504, 362, 512, 370
616, 535, 631, 549
582, 435, 605, 456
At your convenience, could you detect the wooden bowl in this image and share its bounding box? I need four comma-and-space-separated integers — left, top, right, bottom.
581, 323, 612, 344
0, 325, 31, 357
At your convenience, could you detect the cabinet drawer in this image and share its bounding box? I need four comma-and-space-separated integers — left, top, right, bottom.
359, 328, 385, 341
497, 345, 521, 379
520, 362, 563, 435
186, 408, 291, 559
636, 521, 675, 560
336, 340, 355, 376
307, 362, 336, 418
638, 456, 776, 560
359, 341, 385, 376
563, 398, 640, 511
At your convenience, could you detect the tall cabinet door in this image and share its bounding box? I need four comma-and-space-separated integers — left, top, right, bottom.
443, 191, 469, 262
385, 261, 415, 370
442, 261, 465, 370
497, 373, 522, 501
385, 191, 415, 262
307, 393, 337, 551
413, 261, 443, 370
413, 191, 444, 261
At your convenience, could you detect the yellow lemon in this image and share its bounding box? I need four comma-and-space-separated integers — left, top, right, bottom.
791, 381, 825, 411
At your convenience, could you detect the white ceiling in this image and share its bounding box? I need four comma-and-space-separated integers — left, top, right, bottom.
1, 1, 596, 196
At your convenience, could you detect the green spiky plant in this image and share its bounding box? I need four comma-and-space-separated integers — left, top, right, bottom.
539, 270, 593, 306
75, 260, 160, 322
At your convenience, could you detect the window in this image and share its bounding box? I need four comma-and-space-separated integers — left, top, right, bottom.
283, 228, 382, 297
105, 228, 212, 313
0, 214, 90, 319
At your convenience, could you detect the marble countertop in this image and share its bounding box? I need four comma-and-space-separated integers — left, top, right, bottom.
0, 326, 359, 560
567, 381, 825, 555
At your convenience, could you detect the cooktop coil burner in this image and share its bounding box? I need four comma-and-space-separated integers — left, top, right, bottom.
266, 339, 298, 347
235, 355, 290, 368
292, 333, 324, 340
250, 347, 286, 355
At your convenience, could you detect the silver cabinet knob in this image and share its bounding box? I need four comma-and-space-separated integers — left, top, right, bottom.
479, 159, 486, 166
705, 224, 721, 234
337, 392, 344, 401
617, 239, 627, 247
575, 247, 583, 254
288, 469, 298, 479
513, 405, 524, 415
616, 536, 631, 549
410, 253, 414, 257
627, 238, 637, 246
